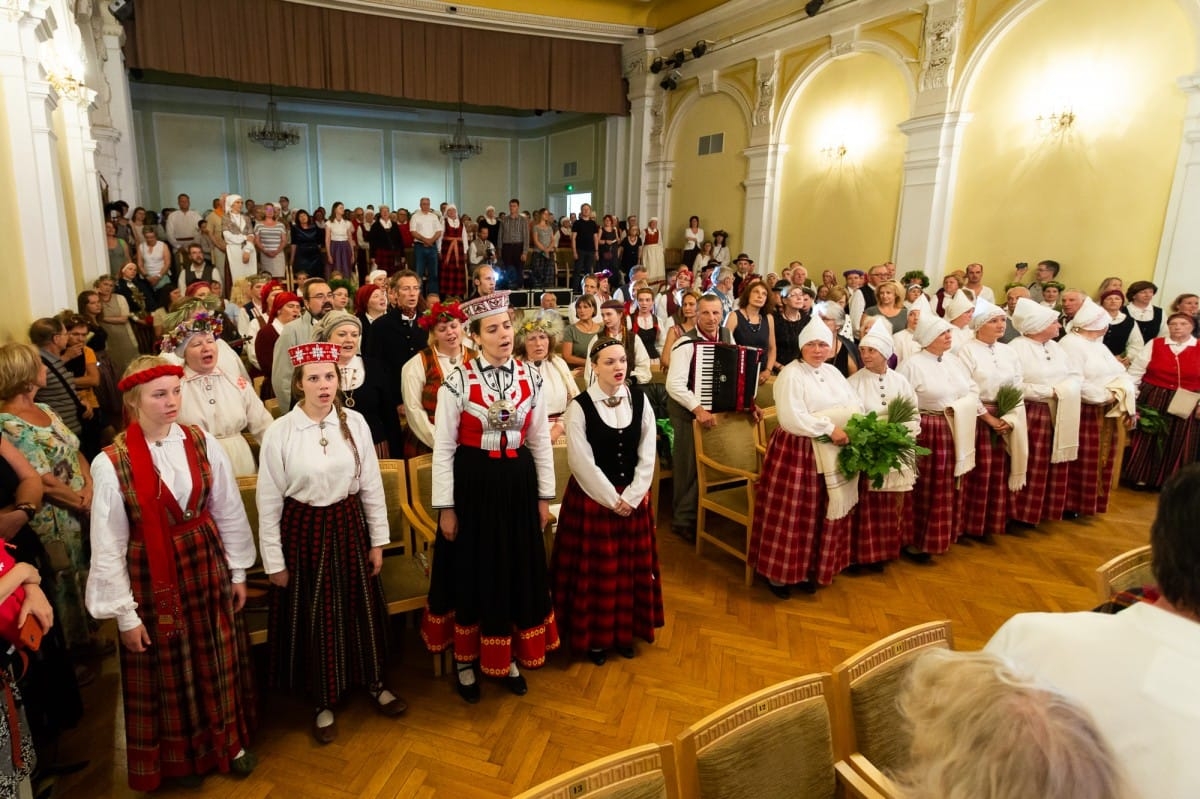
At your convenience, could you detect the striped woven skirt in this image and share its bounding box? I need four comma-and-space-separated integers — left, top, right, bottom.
1123, 383, 1200, 490
268, 494, 388, 708
749, 428, 852, 586
851, 484, 910, 564
962, 403, 1010, 538
551, 478, 663, 655
1066, 403, 1113, 516
911, 414, 962, 554
121, 517, 256, 792
1012, 401, 1070, 524
422, 446, 560, 677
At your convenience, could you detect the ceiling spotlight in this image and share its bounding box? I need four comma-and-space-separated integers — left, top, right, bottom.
691, 40, 708, 59
650, 57, 665, 74
805, 0, 825, 16
669, 50, 687, 69
660, 69, 681, 91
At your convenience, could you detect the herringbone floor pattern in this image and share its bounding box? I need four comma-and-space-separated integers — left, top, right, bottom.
56, 486, 1154, 798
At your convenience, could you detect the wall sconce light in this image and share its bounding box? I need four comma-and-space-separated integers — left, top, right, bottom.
821, 143, 848, 160
660, 69, 681, 91
1037, 108, 1076, 135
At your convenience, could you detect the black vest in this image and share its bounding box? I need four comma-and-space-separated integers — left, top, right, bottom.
1103, 314, 1136, 356
182, 261, 217, 287
860, 284, 876, 310
575, 389, 644, 487
1129, 305, 1162, 345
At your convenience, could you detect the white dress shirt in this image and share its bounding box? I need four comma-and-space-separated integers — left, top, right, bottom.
958, 338, 1024, 402
400, 348, 463, 450
256, 404, 389, 574
773, 360, 864, 438
165, 209, 202, 249
86, 426, 255, 632
1009, 337, 1083, 401
847, 366, 920, 424
564, 383, 656, 509
897, 350, 983, 414
178, 367, 274, 476
409, 210, 442, 244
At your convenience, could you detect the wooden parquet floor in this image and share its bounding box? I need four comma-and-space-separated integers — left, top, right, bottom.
55, 486, 1155, 798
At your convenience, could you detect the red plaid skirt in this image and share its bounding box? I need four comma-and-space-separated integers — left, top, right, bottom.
962, 403, 1010, 538
374, 249, 396, 275
121, 519, 257, 792
749, 429, 852, 586
550, 479, 663, 654
1066, 403, 1112, 516
439, 240, 467, 300
852, 484, 910, 564
268, 495, 388, 708
1012, 401, 1069, 524
1124, 383, 1200, 489
911, 414, 961, 554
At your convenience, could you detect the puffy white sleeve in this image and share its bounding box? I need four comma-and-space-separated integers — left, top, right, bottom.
621, 397, 658, 509
202, 431, 255, 582
774, 366, 835, 438
401, 353, 436, 449
351, 412, 390, 548
631, 336, 653, 385
1127, 338, 1154, 389
242, 382, 275, 444
564, 401, 621, 509
255, 418, 289, 574
525, 375, 557, 500
431, 375, 465, 508
84, 452, 141, 632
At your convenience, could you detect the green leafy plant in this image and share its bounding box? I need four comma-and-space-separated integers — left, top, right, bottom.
833, 400, 931, 488
1136, 405, 1168, 454
900, 270, 930, 289
989, 384, 1025, 444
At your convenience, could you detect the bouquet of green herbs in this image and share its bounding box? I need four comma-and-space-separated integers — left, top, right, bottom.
989, 384, 1024, 444
1136, 405, 1168, 454
833, 397, 930, 488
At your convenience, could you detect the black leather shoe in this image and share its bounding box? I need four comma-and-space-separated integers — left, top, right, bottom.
587, 650, 607, 666
793, 580, 817, 595
456, 678, 481, 704
901, 546, 932, 564
672, 526, 696, 543
504, 674, 528, 696
615, 645, 635, 659
767, 583, 791, 599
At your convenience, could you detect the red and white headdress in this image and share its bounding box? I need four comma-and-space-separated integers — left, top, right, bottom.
288, 341, 341, 367
460, 290, 510, 323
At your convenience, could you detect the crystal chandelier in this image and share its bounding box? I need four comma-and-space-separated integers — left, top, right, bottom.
248, 92, 300, 151
440, 105, 482, 161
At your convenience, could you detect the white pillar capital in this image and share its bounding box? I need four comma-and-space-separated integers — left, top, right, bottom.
1154, 71, 1200, 303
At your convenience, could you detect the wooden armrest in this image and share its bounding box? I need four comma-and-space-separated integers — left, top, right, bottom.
695, 453, 758, 482
835, 761, 891, 799
848, 755, 899, 796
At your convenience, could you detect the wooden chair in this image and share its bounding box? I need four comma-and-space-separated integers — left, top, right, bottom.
1094, 544, 1154, 604
1100, 405, 1130, 492
756, 376, 776, 409
405, 453, 438, 541
754, 407, 779, 470
264, 397, 282, 419
676, 672, 887, 799
693, 413, 760, 586
236, 475, 269, 646
514, 742, 680, 799
555, 247, 574, 287
831, 621, 954, 795
544, 442, 570, 566
376, 458, 434, 616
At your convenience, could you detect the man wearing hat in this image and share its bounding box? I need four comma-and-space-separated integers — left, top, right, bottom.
706, 266, 737, 322
731, 253, 755, 296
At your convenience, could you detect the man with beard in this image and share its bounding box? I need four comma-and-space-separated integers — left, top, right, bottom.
272, 277, 334, 407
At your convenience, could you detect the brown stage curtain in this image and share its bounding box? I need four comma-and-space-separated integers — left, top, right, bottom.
126, 0, 627, 116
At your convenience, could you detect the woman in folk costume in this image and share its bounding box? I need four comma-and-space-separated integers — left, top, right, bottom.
516, 309, 578, 442
942, 289, 976, 354
748, 320, 864, 598
847, 318, 920, 569
221, 194, 257, 284
551, 338, 663, 665
957, 298, 1029, 539
1123, 312, 1200, 489
1059, 298, 1138, 516
897, 312, 982, 560
257, 342, 406, 745
438, 204, 468, 300
400, 301, 471, 457
422, 291, 559, 703
1007, 298, 1083, 524
86, 356, 258, 790
170, 308, 273, 477
641, 217, 664, 279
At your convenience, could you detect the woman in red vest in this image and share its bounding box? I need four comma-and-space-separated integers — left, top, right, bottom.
1124, 312, 1200, 489
400, 301, 470, 457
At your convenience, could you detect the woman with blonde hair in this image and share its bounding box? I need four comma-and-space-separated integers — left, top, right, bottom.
864, 279, 908, 334
87, 355, 258, 789
517, 309, 577, 442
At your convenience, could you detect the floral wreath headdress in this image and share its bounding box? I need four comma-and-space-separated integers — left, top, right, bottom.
160, 308, 224, 354
517, 309, 564, 340
418, 300, 468, 331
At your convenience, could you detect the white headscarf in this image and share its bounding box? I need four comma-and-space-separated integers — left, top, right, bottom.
969, 297, 1007, 331
913, 311, 953, 348
1069, 298, 1109, 333
1012, 297, 1060, 336
943, 290, 975, 322
860, 317, 895, 359
796, 317, 834, 351
445, 204, 460, 229
908, 293, 932, 317
225, 193, 243, 216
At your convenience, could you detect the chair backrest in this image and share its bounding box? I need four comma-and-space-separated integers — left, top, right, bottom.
695, 412, 760, 482
377, 459, 409, 550
551, 442, 570, 505
1094, 544, 1154, 603
406, 453, 437, 539
756, 378, 776, 409
754, 407, 779, 455
514, 742, 679, 799
677, 673, 838, 799
832, 621, 954, 778
236, 474, 262, 571
264, 397, 282, 419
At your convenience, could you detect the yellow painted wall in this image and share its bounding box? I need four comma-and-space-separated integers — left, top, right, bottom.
772, 52, 910, 271
947, 0, 1194, 296
0, 88, 30, 344
667, 90, 749, 253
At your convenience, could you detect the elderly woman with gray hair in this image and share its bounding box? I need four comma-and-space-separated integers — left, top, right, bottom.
313, 310, 400, 457
169, 307, 273, 477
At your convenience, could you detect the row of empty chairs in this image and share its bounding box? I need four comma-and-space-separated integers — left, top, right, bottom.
515, 620, 955, 799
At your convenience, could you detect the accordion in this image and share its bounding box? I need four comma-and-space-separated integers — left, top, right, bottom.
692, 341, 762, 412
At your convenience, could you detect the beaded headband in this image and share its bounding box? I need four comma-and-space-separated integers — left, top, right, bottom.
117, 363, 184, 393
418, 301, 468, 331
460, 291, 510, 323
288, 342, 341, 367
590, 337, 625, 359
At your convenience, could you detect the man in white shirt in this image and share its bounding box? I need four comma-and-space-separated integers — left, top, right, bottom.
986, 463, 1200, 799
963, 262, 995, 303
613, 265, 648, 304
409, 197, 442, 297
165, 193, 203, 271
847, 265, 886, 338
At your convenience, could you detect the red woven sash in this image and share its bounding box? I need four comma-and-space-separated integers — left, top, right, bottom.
124, 423, 185, 638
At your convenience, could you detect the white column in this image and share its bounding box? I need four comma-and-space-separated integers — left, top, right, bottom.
741, 143, 786, 268
56, 79, 108, 282
644, 159, 673, 276
1, 3, 77, 316
1154, 72, 1200, 303
603, 114, 629, 217
97, 18, 139, 204
625, 93, 653, 221
894, 112, 971, 278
